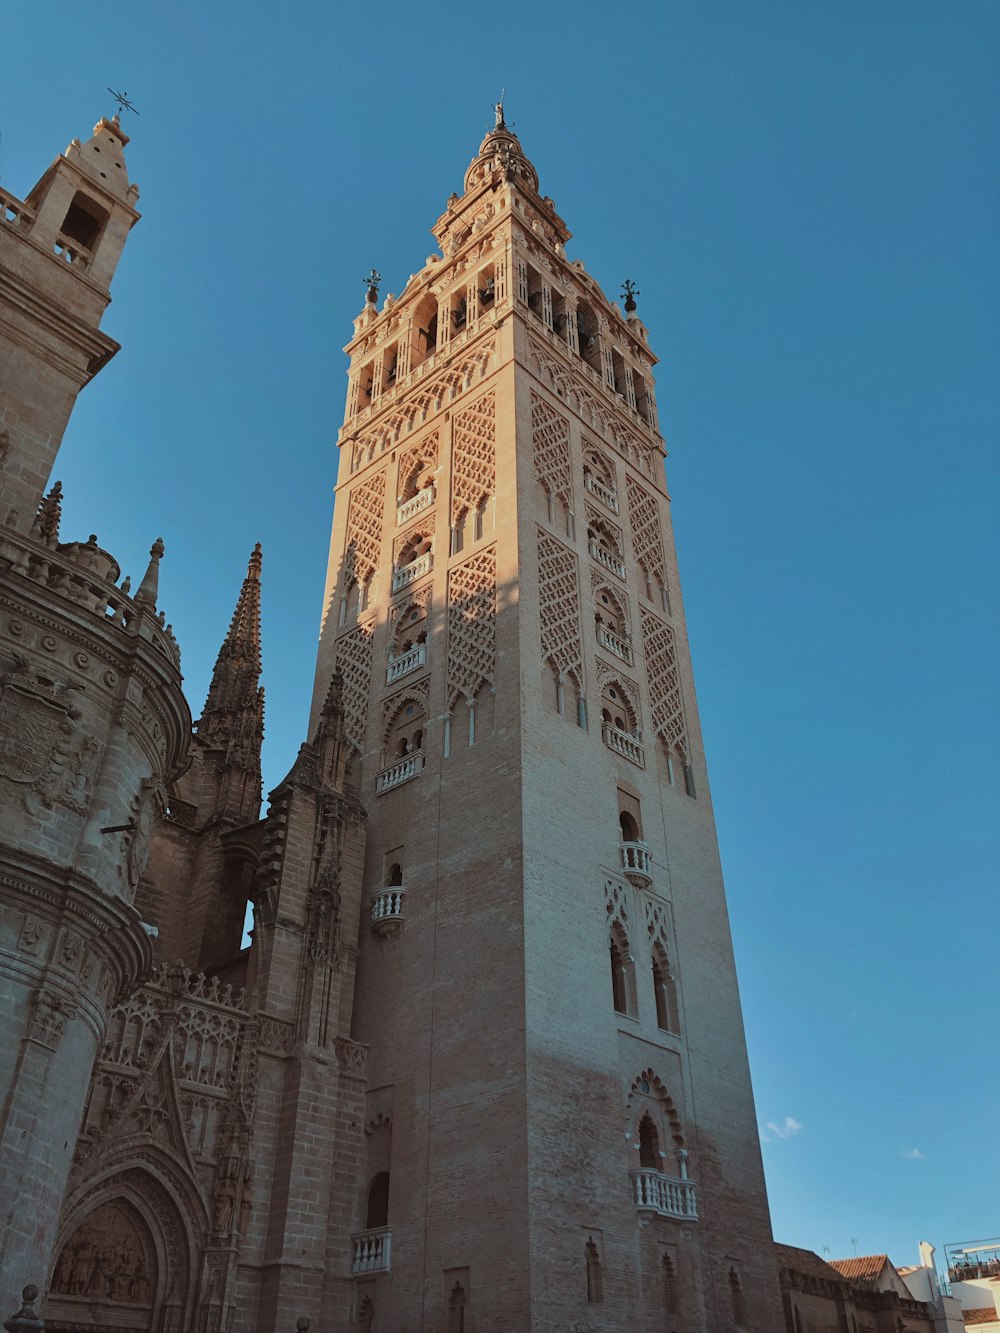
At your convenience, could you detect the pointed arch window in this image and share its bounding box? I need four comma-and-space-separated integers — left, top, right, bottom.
585, 1238, 604, 1303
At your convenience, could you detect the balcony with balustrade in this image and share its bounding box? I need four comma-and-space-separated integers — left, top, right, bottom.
371, 886, 406, 936
620, 840, 652, 887
602, 722, 644, 768
397, 486, 435, 526
630, 1170, 698, 1221
376, 750, 425, 794
589, 540, 626, 580
386, 642, 427, 685
597, 624, 632, 664
391, 551, 433, 593
351, 1227, 392, 1274
584, 472, 619, 513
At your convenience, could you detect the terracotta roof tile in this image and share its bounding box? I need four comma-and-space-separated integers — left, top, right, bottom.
963, 1309, 999, 1327
828, 1255, 891, 1290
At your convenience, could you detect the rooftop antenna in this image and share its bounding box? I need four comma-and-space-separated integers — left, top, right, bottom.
851, 1237, 859, 1256
106, 88, 140, 120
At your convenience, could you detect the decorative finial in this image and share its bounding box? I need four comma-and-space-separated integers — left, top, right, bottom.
31, 479, 63, 545
134, 536, 165, 608
621, 279, 639, 314
493, 91, 506, 131
363, 269, 381, 305
106, 88, 140, 120
3, 1284, 44, 1332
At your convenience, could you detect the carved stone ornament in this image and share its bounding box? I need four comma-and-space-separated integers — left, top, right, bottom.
28, 991, 75, 1051
0, 657, 84, 812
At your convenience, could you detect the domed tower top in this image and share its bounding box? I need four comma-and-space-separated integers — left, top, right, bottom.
463, 98, 540, 195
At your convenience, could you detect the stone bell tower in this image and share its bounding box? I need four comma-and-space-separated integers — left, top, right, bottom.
0, 117, 189, 1313
312, 108, 783, 1331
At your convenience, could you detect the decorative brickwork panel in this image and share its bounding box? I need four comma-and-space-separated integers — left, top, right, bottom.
537, 529, 583, 687
451, 390, 496, 524
639, 608, 688, 760
644, 898, 670, 946
605, 878, 630, 932
530, 393, 572, 507
626, 477, 666, 589
333, 623, 374, 752
398, 432, 438, 499
344, 470, 386, 586
446, 548, 497, 706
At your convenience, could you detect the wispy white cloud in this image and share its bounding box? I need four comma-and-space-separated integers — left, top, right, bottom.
761, 1116, 803, 1142
902, 1148, 925, 1160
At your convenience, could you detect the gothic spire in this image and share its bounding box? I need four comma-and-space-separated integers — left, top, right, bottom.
196, 545, 265, 823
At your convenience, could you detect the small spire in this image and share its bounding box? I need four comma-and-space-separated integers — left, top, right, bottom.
134, 536, 164, 607
31, 480, 63, 545
221, 543, 263, 664
196, 545, 266, 821
621, 279, 639, 314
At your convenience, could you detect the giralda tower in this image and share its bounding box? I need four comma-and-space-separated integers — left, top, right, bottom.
311, 110, 782, 1332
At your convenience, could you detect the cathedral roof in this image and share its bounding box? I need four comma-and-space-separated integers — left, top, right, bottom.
775, 1243, 849, 1284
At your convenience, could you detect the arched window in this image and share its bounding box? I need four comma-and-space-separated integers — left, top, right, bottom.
729, 1268, 746, 1326
386, 862, 403, 888
594, 587, 627, 639
576, 301, 603, 375
393, 602, 429, 656
365, 1172, 389, 1229
652, 942, 680, 1034
638, 1112, 660, 1169
619, 810, 640, 843
663, 1252, 678, 1323
397, 531, 432, 569
585, 1238, 604, 1303
386, 699, 427, 760
448, 1281, 468, 1332
411, 293, 439, 369
600, 681, 637, 738
609, 922, 635, 1016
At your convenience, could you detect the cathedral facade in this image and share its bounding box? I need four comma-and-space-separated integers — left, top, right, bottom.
0, 109, 782, 1331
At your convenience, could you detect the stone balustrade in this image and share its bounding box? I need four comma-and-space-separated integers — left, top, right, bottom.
54, 232, 92, 269
376, 751, 425, 794
386, 643, 427, 685
351, 1227, 392, 1274
397, 486, 435, 526
630, 1169, 698, 1220
589, 541, 626, 580
371, 886, 406, 935
597, 624, 631, 663
391, 552, 433, 593
584, 473, 619, 513
602, 722, 644, 768
1, 530, 180, 668
620, 840, 652, 885
0, 185, 36, 229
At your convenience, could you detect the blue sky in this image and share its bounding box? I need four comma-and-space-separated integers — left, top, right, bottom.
4, 0, 998, 1271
